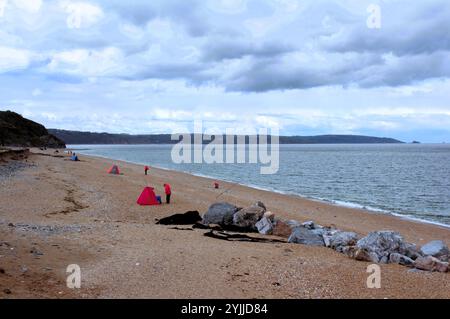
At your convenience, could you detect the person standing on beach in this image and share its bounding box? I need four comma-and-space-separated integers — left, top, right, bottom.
164, 183, 171, 204
144, 166, 149, 175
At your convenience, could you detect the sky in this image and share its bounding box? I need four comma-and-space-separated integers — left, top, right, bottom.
1, 0, 450, 142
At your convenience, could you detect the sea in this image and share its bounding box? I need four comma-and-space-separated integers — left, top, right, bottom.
70, 144, 450, 228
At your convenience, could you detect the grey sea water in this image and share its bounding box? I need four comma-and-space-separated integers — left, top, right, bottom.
71, 144, 450, 227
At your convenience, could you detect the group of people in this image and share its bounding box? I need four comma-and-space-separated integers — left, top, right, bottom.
144, 165, 172, 204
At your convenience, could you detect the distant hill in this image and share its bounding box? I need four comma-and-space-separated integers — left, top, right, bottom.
49, 129, 403, 145
0, 111, 66, 148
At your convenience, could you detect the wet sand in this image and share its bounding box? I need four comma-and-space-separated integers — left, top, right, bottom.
0, 149, 449, 298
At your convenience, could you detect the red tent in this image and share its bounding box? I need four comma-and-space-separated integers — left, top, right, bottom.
137, 187, 160, 206
108, 165, 120, 175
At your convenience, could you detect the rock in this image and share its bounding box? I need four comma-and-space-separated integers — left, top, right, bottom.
323, 235, 332, 247
353, 248, 380, 263
272, 220, 292, 238
414, 256, 448, 273
341, 246, 357, 258
202, 202, 239, 226
420, 240, 449, 262
355, 231, 406, 263
263, 211, 275, 221
255, 201, 267, 211
156, 211, 202, 225
8, 223, 14, 227
329, 231, 359, 253
322, 229, 340, 247
0, 268, 5, 274
288, 227, 325, 246
301, 221, 316, 229
311, 228, 326, 237
232, 204, 266, 230
255, 217, 273, 235
400, 242, 422, 260
3, 289, 11, 295
389, 253, 414, 267
285, 220, 302, 228
30, 247, 43, 257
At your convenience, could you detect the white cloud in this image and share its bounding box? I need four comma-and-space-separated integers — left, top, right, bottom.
244, 0, 305, 38
47, 47, 124, 77
32, 88, 42, 96
13, 0, 42, 13
153, 109, 193, 120
207, 0, 248, 14
119, 23, 145, 39
0, 46, 32, 72
0, 0, 6, 17
59, 1, 103, 29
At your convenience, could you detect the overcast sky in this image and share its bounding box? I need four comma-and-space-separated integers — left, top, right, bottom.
1, 0, 450, 142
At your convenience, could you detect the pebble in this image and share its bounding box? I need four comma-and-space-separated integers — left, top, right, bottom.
30, 247, 44, 256
3, 289, 11, 294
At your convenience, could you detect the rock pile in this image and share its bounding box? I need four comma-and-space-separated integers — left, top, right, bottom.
200, 201, 449, 273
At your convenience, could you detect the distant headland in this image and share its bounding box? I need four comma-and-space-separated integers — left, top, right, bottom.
49, 129, 404, 145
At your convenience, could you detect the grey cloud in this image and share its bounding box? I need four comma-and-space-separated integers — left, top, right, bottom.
322, 1, 450, 56
201, 38, 294, 61
357, 52, 450, 88
220, 50, 450, 92
222, 53, 384, 92
105, 0, 210, 37
7, 0, 450, 94
121, 62, 212, 84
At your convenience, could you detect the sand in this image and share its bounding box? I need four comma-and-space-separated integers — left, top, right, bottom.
0, 149, 449, 299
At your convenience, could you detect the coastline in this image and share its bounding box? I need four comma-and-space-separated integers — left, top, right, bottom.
0, 149, 448, 298
68, 151, 450, 241
73, 150, 450, 230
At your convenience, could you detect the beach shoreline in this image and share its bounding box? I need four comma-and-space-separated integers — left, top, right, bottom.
0, 149, 449, 298
74, 150, 450, 230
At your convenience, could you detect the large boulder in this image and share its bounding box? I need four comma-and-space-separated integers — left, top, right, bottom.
414, 256, 449, 273
272, 220, 293, 238
202, 202, 239, 226
263, 211, 275, 221
420, 240, 449, 262
255, 217, 273, 235
288, 227, 325, 246
301, 221, 316, 230
355, 231, 406, 263
322, 229, 340, 247
329, 231, 359, 253
232, 203, 266, 230
399, 242, 422, 260
389, 253, 414, 267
